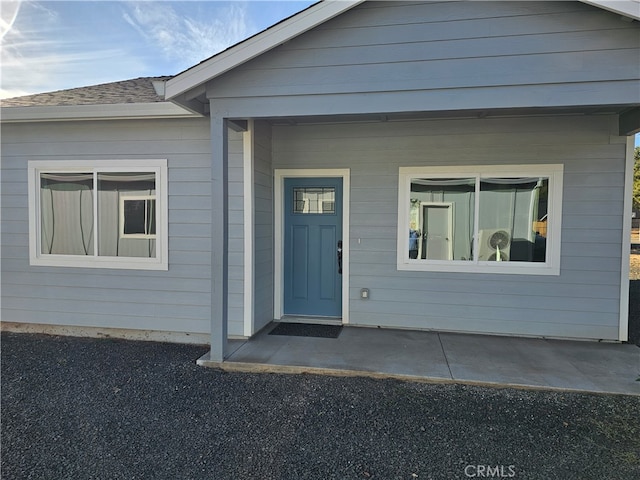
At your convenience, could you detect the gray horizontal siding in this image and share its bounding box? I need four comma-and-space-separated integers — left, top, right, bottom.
212, 51, 638, 96
345, 312, 619, 341
208, 1, 639, 113
268, 30, 638, 68
315, 1, 617, 34
253, 121, 274, 333
272, 113, 626, 340
1, 117, 216, 336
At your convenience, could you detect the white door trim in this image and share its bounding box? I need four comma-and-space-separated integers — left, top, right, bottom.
274, 168, 350, 324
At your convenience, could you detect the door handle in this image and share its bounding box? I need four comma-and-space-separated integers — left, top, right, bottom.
337, 240, 343, 275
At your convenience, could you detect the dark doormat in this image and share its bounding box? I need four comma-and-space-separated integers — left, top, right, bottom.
268, 322, 343, 338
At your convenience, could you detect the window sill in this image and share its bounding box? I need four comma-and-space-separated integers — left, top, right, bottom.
397, 260, 560, 276
30, 255, 168, 271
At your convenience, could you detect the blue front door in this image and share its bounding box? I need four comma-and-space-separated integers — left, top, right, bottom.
284, 177, 343, 317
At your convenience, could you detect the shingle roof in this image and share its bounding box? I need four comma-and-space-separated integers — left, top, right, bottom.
1, 76, 171, 107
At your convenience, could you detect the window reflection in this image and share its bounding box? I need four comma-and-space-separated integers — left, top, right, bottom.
40, 173, 94, 255
293, 187, 335, 214
38, 171, 158, 258
478, 178, 548, 262
409, 178, 475, 260
97, 172, 156, 258
408, 176, 549, 263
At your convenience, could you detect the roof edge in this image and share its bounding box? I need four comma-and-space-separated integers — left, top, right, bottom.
165, 0, 364, 101
0, 102, 201, 123
580, 0, 640, 21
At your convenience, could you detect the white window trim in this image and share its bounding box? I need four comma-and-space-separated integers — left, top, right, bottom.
28, 159, 168, 270
119, 194, 157, 239
397, 164, 563, 275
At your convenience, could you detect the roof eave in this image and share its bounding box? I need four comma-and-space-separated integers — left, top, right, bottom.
580, 0, 640, 21
0, 102, 201, 123
165, 0, 365, 102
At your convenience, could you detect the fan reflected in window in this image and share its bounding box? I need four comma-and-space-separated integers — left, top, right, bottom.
478, 178, 548, 262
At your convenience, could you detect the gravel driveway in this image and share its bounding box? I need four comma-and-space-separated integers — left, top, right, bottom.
2, 332, 639, 480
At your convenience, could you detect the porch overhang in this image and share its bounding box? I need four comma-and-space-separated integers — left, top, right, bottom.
217, 104, 640, 142
260, 105, 640, 130
619, 106, 640, 136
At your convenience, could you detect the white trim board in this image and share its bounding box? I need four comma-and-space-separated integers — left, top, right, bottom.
581, 0, 640, 21
274, 168, 351, 324
1, 103, 199, 123
620, 136, 634, 341
243, 121, 256, 337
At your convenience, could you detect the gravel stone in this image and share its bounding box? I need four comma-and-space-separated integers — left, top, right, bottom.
2, 332, 639, 480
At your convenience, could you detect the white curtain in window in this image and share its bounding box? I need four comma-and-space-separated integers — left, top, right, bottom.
40, 176, 94, 255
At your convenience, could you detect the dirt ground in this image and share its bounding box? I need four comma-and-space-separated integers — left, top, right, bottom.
630, 255, 640, 280
628, 255, 640, 345
2, 333, 640, 480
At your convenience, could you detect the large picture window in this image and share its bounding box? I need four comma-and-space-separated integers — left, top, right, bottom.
28, 160, 168, 270
398, 165, 563, 275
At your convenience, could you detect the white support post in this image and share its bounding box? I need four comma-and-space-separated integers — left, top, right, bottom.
243, 120, 255, 337
210, 113, 229, 361
619, 136, 634, 342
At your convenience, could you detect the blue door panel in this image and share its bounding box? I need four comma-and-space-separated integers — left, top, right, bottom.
291, 225, 309, 300
319, 225, 337, 300
284, 177, 342, 317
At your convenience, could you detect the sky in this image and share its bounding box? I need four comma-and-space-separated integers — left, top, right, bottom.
1, 0, 638, 146
0, 0, 316, 99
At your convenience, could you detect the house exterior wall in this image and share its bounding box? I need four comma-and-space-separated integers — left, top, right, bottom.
272, 114, 627, 340
0, 117, 245, 336
200, 0, 637, 341
207, 0, 639, 117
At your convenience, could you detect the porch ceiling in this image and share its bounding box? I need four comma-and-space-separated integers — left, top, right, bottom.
247, 104, 639, 127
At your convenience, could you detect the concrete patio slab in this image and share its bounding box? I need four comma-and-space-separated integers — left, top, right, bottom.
442, 333, 640, 394
198, 324, 640, 395
213, 325, 452, 379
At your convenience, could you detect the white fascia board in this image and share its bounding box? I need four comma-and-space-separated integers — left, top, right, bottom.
1, 102, 201, 123
165, 0, 365, 100
580, 0, 640, 20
